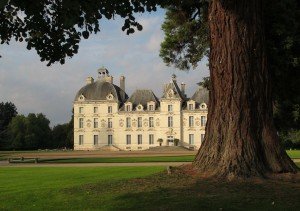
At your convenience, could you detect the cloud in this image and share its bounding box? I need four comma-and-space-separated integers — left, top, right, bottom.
0, 10, 209, 126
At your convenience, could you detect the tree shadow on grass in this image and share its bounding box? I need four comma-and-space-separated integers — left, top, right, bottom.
111, 172, 300, 211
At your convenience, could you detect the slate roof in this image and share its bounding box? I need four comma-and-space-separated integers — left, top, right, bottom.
190, 86, 209, 106
74, 80, 128, 103
125, 89, 159, 110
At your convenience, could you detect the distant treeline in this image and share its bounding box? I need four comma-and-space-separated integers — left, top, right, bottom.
0, 102, 73, 150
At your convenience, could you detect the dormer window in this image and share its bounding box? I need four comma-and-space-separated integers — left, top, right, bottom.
136, 104, 143, 111
78, 95, 85, 101
147, 101, 155, 111
125, 103, 132, 112
106, 93, 114, 101
188, 104, 194, 110
200, 103, 207, 110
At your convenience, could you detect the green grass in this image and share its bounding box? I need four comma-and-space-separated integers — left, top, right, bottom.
0, 166, 164, 210
0, 165, 299, 210
286, 150, 300, 159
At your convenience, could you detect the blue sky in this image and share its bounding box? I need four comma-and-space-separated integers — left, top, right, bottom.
0, 9, 209, 126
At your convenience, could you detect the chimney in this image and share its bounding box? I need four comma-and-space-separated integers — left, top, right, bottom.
105, 76, 113, 84
120, 76, 125, 91
86, 77, 94, 84
181, 82, 186, 95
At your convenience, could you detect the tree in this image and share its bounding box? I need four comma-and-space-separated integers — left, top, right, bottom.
1, 0, 298, 178
7, 113, 52, 150
0, 102, 18, 150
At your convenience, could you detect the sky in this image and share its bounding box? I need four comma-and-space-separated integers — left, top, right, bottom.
0, 9, 209, 127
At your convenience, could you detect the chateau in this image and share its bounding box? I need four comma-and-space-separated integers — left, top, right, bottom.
73, 67, 208, 151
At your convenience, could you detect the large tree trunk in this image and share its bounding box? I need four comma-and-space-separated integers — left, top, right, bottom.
193, 0, 297, 179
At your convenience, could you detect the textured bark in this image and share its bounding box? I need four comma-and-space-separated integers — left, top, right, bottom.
193, 0, 298, 179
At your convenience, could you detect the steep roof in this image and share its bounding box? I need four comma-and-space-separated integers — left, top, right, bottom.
74, 80, 128, 103
126, 89, 159, 109
190, 86, 209, 105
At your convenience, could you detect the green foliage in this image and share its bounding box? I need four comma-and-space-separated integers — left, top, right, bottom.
0, 102, 17, 150
0, 0, 168, 65
267, 0, 300, 132
197, 76, 211, 90
160, 1, 209, 70
280, 130, 300, 149
7, 113, 52, 150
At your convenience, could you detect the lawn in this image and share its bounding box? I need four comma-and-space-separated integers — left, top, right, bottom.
0, 165, 299, 210
286, 150, 300, 159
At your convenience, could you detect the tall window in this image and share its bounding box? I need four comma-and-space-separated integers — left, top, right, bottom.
189, 116, 194, 127
149, 134, 154, 145
126, 105, 131, 111
188, 104, 194, 110
126, 135, 131, 145
126, 117, 131, 128
138, 135, 142, 145
138, 117, 142, 128
201, 116, 207, 126
149, 104, 154, 111
94, 118, 98, 128
168, 105, 173, 112
79, 107, 83, 114
108, 118, 112, 128
189, 134, 194, 145
168, 116, 173, 127
79, 135, 84, 145
94, 135, 98, 145
94, 106, 98, 113
108, 106, 112, 113
108, 135, 113, 145
201, 134, 205, 143
149, 117, 154, 128
79, 118, 84, 128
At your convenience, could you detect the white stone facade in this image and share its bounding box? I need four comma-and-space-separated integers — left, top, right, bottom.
73, 68, 208, 151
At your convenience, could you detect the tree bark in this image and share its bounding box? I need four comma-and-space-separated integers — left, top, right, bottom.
193, 0, 298, 179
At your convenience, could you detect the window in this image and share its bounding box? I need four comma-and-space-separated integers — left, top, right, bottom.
79, 135, 84, 145
126, 105, 131, 111
94, 107, 98, 113
94, 135, 98, 145
138, 135, 142, 145
79, 107, 83, 114
108, 135, 113, 145
149, 117, 154, 128
188, 104, 194, 110
126, 135, 131, 145
94, 118, 98, 128
189, 116, 194, 127
201, 116, 207, 126
108, 106, 112, 113
126, 117, 131, 128
201, 134, 205, 143
168, 116, 173, 127
149, 104, 154, 111
138, 117, 142, 128
149, 134, 154, 145
189, 134, 194, 145
79, 118, 84, 128
168, 105, 173, 112
108, 118, 112, 128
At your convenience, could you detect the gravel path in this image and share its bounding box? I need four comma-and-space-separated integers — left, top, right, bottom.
0, 161, 191, 167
